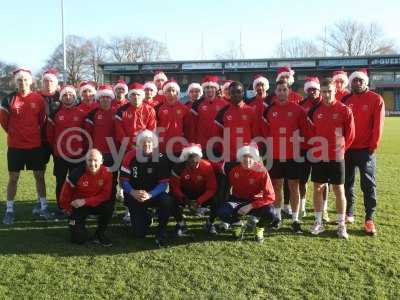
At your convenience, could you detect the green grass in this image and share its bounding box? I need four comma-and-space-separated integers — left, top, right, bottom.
0, 119, 400, 299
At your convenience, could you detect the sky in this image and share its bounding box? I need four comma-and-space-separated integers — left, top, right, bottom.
1, 0, 399, 73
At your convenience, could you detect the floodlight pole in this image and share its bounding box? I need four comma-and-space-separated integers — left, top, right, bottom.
61, 0, 67, 83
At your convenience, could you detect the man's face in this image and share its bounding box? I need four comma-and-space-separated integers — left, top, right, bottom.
144, 88, 156, 100
62, 92, 75, 106
279, 75, 289, 84
43, 78, 57, 95
86, 151, 102, 174
256, 82, 267, 95
275, 84, 289, 102
321, 84, 336, 104
335, 79, 346, 92
99, 96, 111, 110
129, 92, 144, 107
222, 87, 230, 99
155, 79, 166, 90
204, 86, 216, 99
115, 87, 126, 99
241, 154, 255, 169
141, 138, 154, 155
82, 89, 95, 102
229, 84, 244, 105
17, 76, 31, 93
307, 88, 320, 100
189, 88, 201, 101
165, 87, 178, 102
187, 154, 201, 168
351, 78, 367, 94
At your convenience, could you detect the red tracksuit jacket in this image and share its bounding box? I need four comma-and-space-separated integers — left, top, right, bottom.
84, 108, 115, 155
78, 101, 99, 116
299, 96, 322, 150
170, 159, 217, 205
114, 103, 157, 150
308, 100, 355, 161
59, 165, 112, 213
0, 92, 46, 149
272, 90, 303, 104
335, 89, 350, 102
224, 161, 275, 208
342, 90, 385, 152
111, 98, 128, 113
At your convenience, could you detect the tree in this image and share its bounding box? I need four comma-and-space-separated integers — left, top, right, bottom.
274, 37, 324, 58
0, 61, 17, 94
321, 19, 396, 56
215, 41, 243, 60
87, 37, 108, 83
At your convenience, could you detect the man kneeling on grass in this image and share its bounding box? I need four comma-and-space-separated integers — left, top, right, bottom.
217, 143, 280, 243
59, 149, 114, 246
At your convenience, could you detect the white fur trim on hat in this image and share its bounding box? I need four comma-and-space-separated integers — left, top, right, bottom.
187, 83, 203, 98
128, 89, 145, 99
201, 81, 219, 90
154, 72, 168, 82
136, 130, 158, 147
79, 84, 96, 98
236, 144, 260, 161
349, 71, 369, 86
276, 72, 294, 86
162, 81, 180, 94
253, 77, 270, 91
42, 73, 58, 84
59, 86, 77, 101
179, 144, 203, 161
14, 70, 33, 85
95, 89, 115, 100
304, 81, 320, 93
113, 83, 128, 95
144, 81, 158, 92
332, 74, 349, 87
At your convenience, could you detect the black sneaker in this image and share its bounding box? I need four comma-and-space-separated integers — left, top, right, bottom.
291, 221, 303, 234
270, 218, 282, 230
155, 234, 168, 248
93, 232, 112, 247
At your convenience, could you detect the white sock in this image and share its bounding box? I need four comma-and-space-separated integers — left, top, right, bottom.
292, 211, 299, 222
284, 204, 291, 211
6, 200, 14, 213
275, 207, 281, 220
315, 211, 322, 224
301, 198, 306, 212
39, 197, 48, 210
323, 198, 328, 212
337, 214, 345, 226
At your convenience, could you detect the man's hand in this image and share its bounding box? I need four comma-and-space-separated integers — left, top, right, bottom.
131, 190, 151, 202
71, 199, 86, 208
238, 204, 253, 216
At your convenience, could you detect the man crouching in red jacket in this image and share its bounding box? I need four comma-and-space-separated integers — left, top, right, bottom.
59, 149, 113, 246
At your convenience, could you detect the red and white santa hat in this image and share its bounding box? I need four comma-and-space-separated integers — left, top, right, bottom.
154, 70, 168, 82
42, 69, 58, 84
303, 77, 320, 93
136, 129, 158, 147
221, 80, 233, 91
201, 75, 220, 90
332, 70, 349, 87
349, 68, 369, 86
13, 67, 32, 84
113, 80, 128, 95
276, 66, 295, 85
59, 85, 77, 100
179, 143, 203, 161
143, 81, 158, 92
162, 79, 180, 94
236, 142, 260, 161
253, 74, 269, 91
127, 82, 145, 98
95, 84, 115, 101
187, 82, 203, 97
79, 81, 96, 98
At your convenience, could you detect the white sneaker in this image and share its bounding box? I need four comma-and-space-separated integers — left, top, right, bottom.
217, 222, 230, 231
116, 189, 124, 201
337, 225, 349, 239
346, 215, 355, 224
122, 211, 131, 224
283, 206, 292, 216
309, 222, 325, 235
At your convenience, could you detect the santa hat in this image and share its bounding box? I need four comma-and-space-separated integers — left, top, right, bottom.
349, 69, 369, 86
187, 83, 203, 98
13, 67, 32, 85
59, 85, 77, 100
79, 81, 96, 98
127, 82, 145, 98
95, 84, 115, 100
136, 129, 158, 147
113, 80, 128, 95
154, 70, 168, 82
303, 77, 320, 93
332, 70, 349, 87
253, 75, 269, 91
143, 81, 158, 92
42, 69, 59, 84
201, 75, 220, 89
221, 80, 233, 91
179, 143, 203, 161
276, 66, 295, 85
236, 143, 260, 161
162, 80, 180, 94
